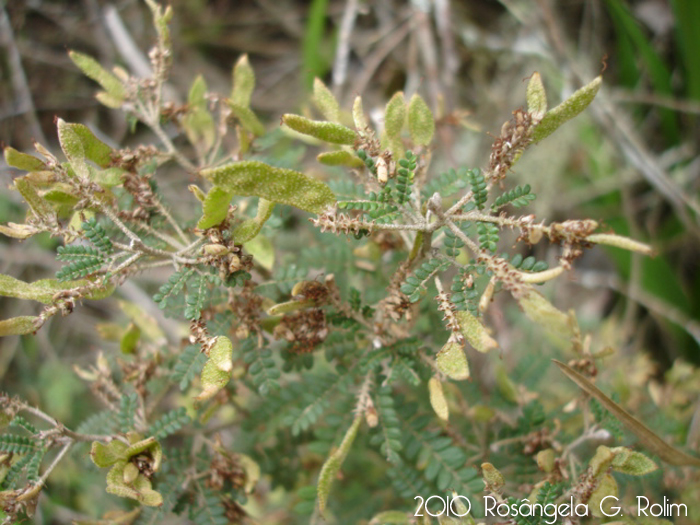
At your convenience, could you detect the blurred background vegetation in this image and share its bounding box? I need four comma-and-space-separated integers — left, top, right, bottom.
1, 0, 699, 522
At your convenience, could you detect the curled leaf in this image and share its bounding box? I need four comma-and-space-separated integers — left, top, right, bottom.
428, 377, 449, 421
195, 336, 233, 402
317, 415, 361, 514
317, 150, 365, 168
197, 186, 233, 230
0, 274, 90, 304
408, 93, 435, 146
554, 360, 700, 467
456, 311, 498, 353
586, 233, 654, 256
281, 114, 356, 145
202, 160, 336, 214
436, 341, 470, 380
233, 198, 275, 243
588, 473, 618, 518
532, 76, 602, 144
0, 223, 40, 239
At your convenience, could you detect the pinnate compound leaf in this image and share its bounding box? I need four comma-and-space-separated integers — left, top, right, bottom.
4, 147, 46, 171
0, 316, 38, 336
456, 311, 498, 353
202, 160, 336, 214
231, 54, 255, 108
281, 114, 356, 145
195, 336, 233, 402
436, 341, 470, 380
526, 72, 547, 121
408, 93, 435, 146
554, 360, 700, 467
313, 78, 340, 122
532, 76, 602, 143
317, 415, 362, 515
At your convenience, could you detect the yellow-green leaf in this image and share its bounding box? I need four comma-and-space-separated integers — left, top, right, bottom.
408, 93, 435, 146
228, 102, 265, 136
317, 415, 362, 514
120, 323, 141, 354
237, 453, 261, 494
232, 54, 255, 108
517, 288, 574, 340
0, 222, 39, 239
14, 177, 55, 221
610, 447, 658, 476
313, 77, 340, 122
69, 51, 126, 104
317, 150, 365, 168
495, 364, 518, 404
195, 336, 233, 402
267, 298, 316, 316
436, 341, 469, 380
352, 95, 368, 129
184, 76, 216, 154
0, 316, 38, 336
554, 360, 700, 467
384, 92, 406, 140
4, 147, 46, 171
586, 233, 654, 256
0, 274, 88, 304
532, 76, 602, 143
481, 462, 505, 492
90, 441, 129, 468
588, 473, 618, 518
245, 235, 275, 271
281, 114, 356, 145
57, 119, 88, 178
526, 72, 547, 121
456, 311, 498, 353
202, 160, 336, 214
234, 198, 275, 243
428, 377, 449, 421
197, 187, 233, 230
63, 123, 113, 167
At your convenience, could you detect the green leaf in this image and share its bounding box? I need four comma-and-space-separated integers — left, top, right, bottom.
517, 288, 575, 340
234, 198, 275, 243
352, 95, 368, 129
610, 447, 658, 476
0, 274, 88, 304
588, 473, 618, 518
456, 311, 498, 353
313, 78, 340, 122
436, 342, 469, 381
407, 93, 435, 146
63, 123, 113, 167
202, 160, 336, 214
195, 336, 233, 402
14, 177, 54, 221
384, 92, 406, 140
57, 118, 89, 178
554, 360, 700, 467
184, 75, 216, 154
317, 150, 365, 168
228, 102, 265, 136
232, 54, 255, 108
281, 114, 356, 145
532, 76, 602, 143
4, 147, 46, 171
68, 51, 126, 107
526, 72, 547, 120
0, 316, 38, 336
90, 440, 129, 468
197, 186, 233, 230
317, 415, 362, 515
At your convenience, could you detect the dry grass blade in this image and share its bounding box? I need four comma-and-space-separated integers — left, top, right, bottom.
553, 359, 700, 467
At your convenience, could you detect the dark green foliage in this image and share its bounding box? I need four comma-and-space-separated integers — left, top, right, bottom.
283, 373, 340, 436
590, 397, 624, 440
509, 253, 549, 273
0, 434, 39, 454
153, 267, 194, 308
56, 255, 104, 281
370, 385, 403, 463
492, 184, 536, 210
82, 217, 114, 254
172, 344, 207, 391
149, 407, 191, 440
444, 228, 465, 257
224, 269, 252, 288
25, 446, 46, 481
0, 453, 33, 489
451, 267, 481, 315
184, 273, 208, 320
75, 409, 119, 436
423, 167, 470, 198
9, 415, 38, 435
396, 150, 416, 204
477, 222, 500, 252
467, 168, 488, 209
400, 258, 446, 302
194, 485, 228, 525
242, 340, 281, 396
118, 392, 138, 430
256, 264, 307, 295
505, 482, 563, 525
294, 484, 317, 515
387, 461, 431, 499
56, 244, 104, 262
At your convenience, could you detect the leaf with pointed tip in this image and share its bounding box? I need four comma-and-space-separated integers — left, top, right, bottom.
184, 76, 216, 154
610, 447, 658, 476
0, 223, 40, 239
232, 54, 255, 108
0, 274, 93, 304
554, 360, 700, 467
57, 119, 88, 178
195, 336, 233, 402
63, 123, 113, 167
532, 76, 602, 143
4, 147, 46, 171
517, 288, 575, 340
384, 92, 406, 140
197, 187, 233, 230
228, 102, 265, 136
69, 51, 126, 105
313, 78, 340, 122
282, 114, 356, 145
317, 415, 361, 515
14, 177, 54, 221
456, 311, 498, 353
202, 161, 336, 214
352, 96, 368, 129
526, 72, 547, 121
234, 198, 275, 243
317, 150, 365, 168
408, 93, 435, 146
